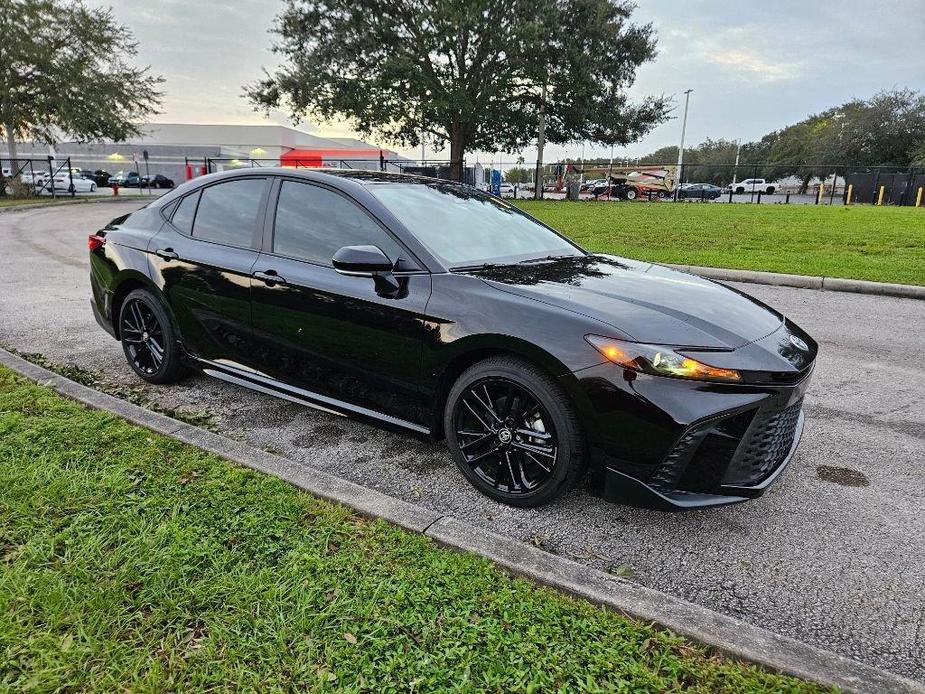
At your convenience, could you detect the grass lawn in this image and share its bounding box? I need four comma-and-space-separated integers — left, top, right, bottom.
0, 197, 75, 209
0, 366, 826, 693
516, 201, 925, 286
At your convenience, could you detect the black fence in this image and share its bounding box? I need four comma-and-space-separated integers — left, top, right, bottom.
0, 156, 76, 198
185, 155, 925, 207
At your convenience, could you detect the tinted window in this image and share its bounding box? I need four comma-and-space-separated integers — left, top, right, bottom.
273, 181, 401, 265
367, 183, 581, 267
192, 178, 266, 247
171, 191, 199, 234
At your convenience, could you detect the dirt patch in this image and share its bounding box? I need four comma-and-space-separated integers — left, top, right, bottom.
816, 465, 870, 487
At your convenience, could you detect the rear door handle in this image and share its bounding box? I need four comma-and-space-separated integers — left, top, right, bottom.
253, 270, 286, 286
155, 248, 179, 260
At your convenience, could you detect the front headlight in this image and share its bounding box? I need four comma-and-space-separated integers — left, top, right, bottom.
585, 334, 742, 383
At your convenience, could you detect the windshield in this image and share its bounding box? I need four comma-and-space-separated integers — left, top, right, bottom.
367, 182, 584, 268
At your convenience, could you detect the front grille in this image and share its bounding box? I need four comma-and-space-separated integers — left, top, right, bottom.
650, 399, 803, 494
722, 399, 803, 486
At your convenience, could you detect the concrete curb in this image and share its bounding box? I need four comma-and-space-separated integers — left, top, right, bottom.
1, 346, 921, 694
668, 264, 925, 300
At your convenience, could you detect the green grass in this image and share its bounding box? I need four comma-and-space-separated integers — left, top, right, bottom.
0, 367, 827, 693
0, 197, 70, 209
515, 201, 925, 286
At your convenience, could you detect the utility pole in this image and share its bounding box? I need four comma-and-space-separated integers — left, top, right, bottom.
534, 83, 547, 200
732, 138, 741, 186
675, 89, 693, 190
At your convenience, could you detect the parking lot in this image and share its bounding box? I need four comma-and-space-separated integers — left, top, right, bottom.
1, 201, 923, 681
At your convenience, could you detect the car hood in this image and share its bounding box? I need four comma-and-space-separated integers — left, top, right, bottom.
471, 254, 784, 349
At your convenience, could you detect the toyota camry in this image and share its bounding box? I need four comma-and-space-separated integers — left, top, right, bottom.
89, 169, 817, 510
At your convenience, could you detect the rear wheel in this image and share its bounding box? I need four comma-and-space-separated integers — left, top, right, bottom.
118, 288, 185, 384
766, 186, 775, 194
625, 188, 638, 200
90, 183, 97, 192
444, 357, 586, 507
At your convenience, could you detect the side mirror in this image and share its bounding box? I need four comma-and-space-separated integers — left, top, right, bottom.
332, 245, 394, 277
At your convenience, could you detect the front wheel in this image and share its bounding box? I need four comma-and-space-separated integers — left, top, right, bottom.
118, 288, 185, 384
444, 356, 587, 507
90, 183, 97, 192
765, 187, 775, 194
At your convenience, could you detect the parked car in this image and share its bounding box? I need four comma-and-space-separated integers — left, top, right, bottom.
678, 183, 723, 200
110, 171, 142, 187
82, 169, 112, 187
726, 178, 777, 194
141, 174, 175, 189
580, 178, 607, 192
498, 182, 515, 197
89, 168, 817, 510
51, 171, 97, 193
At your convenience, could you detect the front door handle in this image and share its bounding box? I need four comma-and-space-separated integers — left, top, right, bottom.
155, 248, 179, 261
253, 270, 286, 286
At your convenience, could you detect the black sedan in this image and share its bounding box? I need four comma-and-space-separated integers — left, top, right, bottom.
142, 174, 175, 189
678, 183, 723, 200
89, 169, 816, 510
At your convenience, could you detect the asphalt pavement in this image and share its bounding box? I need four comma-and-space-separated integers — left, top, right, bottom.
1, 201, 923, 681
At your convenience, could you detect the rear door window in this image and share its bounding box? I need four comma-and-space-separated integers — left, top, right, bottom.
192, 178, 267, 247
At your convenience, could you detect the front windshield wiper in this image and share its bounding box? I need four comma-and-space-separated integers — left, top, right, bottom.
449, 262, 508, 272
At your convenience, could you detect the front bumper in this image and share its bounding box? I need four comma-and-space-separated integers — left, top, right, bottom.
604, 410, 804, 511
567, 358, 814, 511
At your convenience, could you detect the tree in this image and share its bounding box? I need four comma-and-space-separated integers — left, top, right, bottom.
0, 0, 162, 163
504, 166, 530, 183
246, 0, 668, 181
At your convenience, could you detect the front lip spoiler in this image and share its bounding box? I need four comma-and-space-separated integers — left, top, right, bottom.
603, 411, 805, 512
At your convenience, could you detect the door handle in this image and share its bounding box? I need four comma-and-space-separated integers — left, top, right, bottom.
253, 270, 286, 286
155, 248, 179, 260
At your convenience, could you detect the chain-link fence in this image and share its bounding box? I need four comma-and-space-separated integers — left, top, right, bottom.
0, 157, 77, 199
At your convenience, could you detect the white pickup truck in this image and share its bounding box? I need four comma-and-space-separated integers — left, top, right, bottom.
726, 178, 777, 194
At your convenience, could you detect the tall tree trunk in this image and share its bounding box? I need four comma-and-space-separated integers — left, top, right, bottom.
449, 123, 465, 183
5, 120, 18, 169
534, 83, 547, 200
2, 121, 16, 198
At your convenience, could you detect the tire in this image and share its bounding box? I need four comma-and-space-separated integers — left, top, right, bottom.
444, 356, 587, 507
90, 183, 96, 192
735, 186, 745, 194
765, 186, 775, 195
118, 288, 185, 384
68, 184, 75, 194
625, 188, 638, 200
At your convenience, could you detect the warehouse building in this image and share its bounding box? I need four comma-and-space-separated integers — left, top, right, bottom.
11, 123, 398, 183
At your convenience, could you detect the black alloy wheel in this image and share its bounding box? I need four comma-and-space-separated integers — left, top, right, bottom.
445, 357, 586, 507
118, 289, 184, 384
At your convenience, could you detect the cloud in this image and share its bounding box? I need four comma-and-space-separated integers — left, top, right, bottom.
702, 49, 802, 83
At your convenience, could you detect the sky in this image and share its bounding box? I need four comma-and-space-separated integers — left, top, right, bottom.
92, 0, 925, 164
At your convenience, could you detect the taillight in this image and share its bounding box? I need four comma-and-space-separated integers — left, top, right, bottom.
88, 234, 106, 251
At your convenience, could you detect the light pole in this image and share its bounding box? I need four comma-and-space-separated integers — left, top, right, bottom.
675, 89, 693, 194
